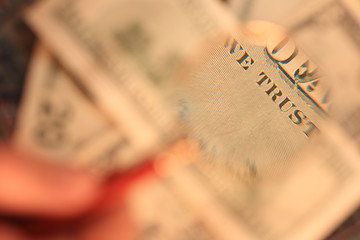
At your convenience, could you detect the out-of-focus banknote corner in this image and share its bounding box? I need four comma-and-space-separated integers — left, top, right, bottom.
13, 42, 153, 172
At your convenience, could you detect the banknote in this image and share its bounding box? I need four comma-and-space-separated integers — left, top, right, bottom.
13, 43, 139, 171
166, 19, 360, 239
278, 0, 360, 238
175, 25, 328, 180
22, 0, 360, 239
226, 0, 360, 238
125, 172, 219, 240
283, 0, 360, 148
24, 0, 239, 164
167, 122, 360, 240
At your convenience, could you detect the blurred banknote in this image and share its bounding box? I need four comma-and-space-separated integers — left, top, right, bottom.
283, 0, 360, 147
24, 0, 238, 165
281, 1, 360, 237
14, 43, 142, 172
169, 121, 360, 240
168, 7, 360, 240
225, 1, 360, 237
124, 169, 220, 240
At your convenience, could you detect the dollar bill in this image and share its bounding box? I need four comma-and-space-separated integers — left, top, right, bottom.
167, 121, 360, 240
224, 0, 360, 238
176, 26, 328, 180
13, 43, 138, 171
168, 20, 360, 240
279, 0, 360, 238
283, 0, 360, 147
24, 0, 239, 164
125, 172, 219, 240
22, 0, 360, 239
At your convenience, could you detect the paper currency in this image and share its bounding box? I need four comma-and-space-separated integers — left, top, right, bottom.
283, 0, 360, 147
168, 19, 360, 240
24, 0, 239, 164
125, 173, 219, 240
153, 124, 360, 240
280, 0, 360, 237
166, 122, 360, 240
175, 26, 327, 180
13, 44, 138, 171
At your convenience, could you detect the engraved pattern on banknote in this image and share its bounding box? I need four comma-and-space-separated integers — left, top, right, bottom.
53, 1, 170, 140
114, 23, 181, 86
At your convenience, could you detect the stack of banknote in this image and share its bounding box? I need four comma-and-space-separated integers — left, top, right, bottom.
1, 0, 360, 239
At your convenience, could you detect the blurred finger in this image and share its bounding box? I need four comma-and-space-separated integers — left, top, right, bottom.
0, 221, 27, 240
0, 148, 102, 218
